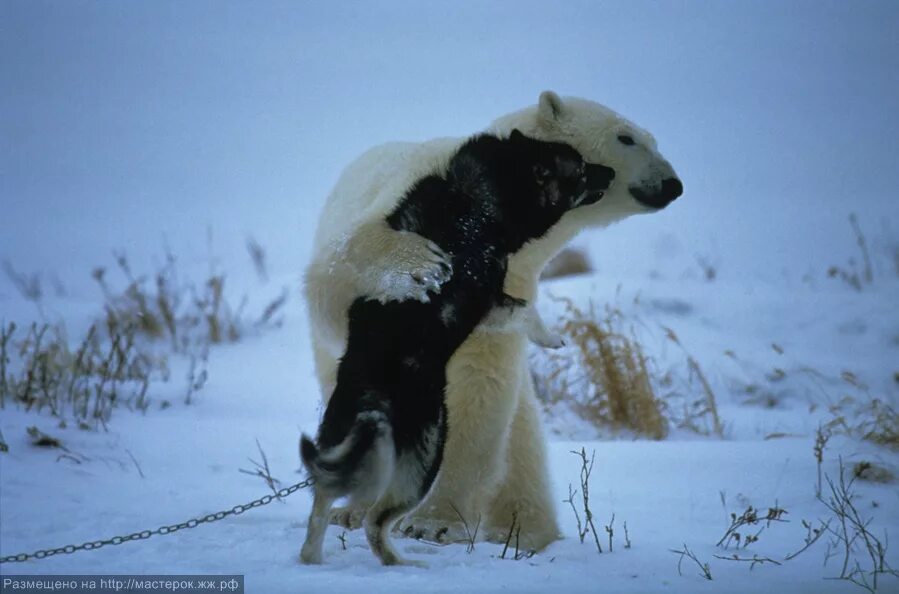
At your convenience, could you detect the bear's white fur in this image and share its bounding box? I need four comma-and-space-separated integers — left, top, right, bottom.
304, 91, 680, 551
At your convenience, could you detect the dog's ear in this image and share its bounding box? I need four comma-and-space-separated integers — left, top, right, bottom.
510, 128, 526, 142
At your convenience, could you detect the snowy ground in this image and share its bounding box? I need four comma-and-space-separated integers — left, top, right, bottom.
2, 265, 897, 594
3, 5, 899, 591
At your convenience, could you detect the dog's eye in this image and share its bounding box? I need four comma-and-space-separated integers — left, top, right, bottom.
534, 164, 552, 180
618, 135, 635, 146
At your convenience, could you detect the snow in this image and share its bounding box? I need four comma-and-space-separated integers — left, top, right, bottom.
2, 270, 897, 593
2, 2, 898, 592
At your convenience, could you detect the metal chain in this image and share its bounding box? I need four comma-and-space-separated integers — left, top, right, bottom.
0, 479, 313, 564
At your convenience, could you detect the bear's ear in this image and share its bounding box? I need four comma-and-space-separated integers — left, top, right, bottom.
538, 91, 566, 126
510, 129, 526, 142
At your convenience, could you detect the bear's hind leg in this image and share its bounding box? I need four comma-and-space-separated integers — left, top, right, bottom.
400, 332, 522, 543
484, 366, 560, 551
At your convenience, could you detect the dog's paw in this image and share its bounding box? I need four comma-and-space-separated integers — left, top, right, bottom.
371, 234, 452, 303
329, 505, 366, 529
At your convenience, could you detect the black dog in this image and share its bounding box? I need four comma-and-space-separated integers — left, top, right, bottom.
300, 130, 615, 566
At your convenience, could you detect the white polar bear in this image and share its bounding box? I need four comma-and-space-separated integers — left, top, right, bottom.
303, 91, 682, 551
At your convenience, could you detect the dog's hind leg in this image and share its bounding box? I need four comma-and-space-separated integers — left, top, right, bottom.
365, 495, 424, 568
300, 489, 337, 564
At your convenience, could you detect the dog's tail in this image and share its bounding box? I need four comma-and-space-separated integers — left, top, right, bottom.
300, 410, 394, 497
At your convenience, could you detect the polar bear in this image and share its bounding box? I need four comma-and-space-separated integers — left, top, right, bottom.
303, 91, 682, 552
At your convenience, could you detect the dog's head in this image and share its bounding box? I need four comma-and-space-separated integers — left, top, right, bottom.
504, 129, 615, 243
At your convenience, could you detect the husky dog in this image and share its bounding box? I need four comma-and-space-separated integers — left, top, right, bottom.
300, 130, 615, 566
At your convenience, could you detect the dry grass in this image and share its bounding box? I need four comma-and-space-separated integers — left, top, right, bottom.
1, 241, 289, 431
3, 261, 45, 317
827, 213, 874, 290
532, 297, 721, 439
661, 326, 724, 437
535, 297, 667, 439
823, 397, 899, 450
0, 320, 163, 430
92, 251, 285, 351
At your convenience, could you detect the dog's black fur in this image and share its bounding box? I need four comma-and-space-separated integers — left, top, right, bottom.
300, 130, 615, 566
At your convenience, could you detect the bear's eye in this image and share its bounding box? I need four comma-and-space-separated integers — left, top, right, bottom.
618, 134, 635, 146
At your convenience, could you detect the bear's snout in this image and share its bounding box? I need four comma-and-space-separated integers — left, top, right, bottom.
660, 177, 683, 203
629, 176, 683, 209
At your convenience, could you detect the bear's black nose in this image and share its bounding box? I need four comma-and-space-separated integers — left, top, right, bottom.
629, 177, 684, 209
661, 177, 683, 203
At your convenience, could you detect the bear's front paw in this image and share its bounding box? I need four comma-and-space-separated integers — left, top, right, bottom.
407, 239, 453, 298
371, 233, 452, 303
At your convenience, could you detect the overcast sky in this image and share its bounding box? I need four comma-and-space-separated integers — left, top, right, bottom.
2, 1, 897, 291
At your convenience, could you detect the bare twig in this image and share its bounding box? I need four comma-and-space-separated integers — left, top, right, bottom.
238, 439, 282, 499
814, 425, 831, 498
605, 514, 615, 553
512, 521, 535, 560
849, 213, 873, 285
714, 553, 782, 570
571, 447, 603, 553
449, 503, 480, 554
3, 261, 44, 317
246, 237, 268, 283
785, 519, 832, 561
0, 322, 15, 408
256, 288, 288, 328
125, 448, 145, 479
500, 511, 517, 560
563, 483, 585, 543
817, 458, 898, 590
670, 544, 712, 580
716, 504, 788, 549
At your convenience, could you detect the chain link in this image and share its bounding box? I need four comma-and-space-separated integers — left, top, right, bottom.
0, 479, 313, 564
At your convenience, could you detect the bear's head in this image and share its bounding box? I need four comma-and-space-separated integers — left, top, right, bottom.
490, 91, 683, 229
